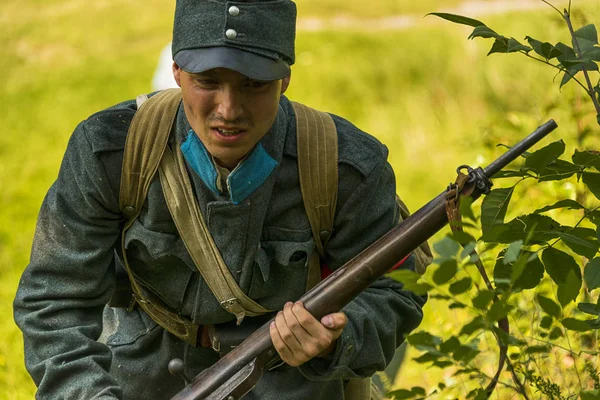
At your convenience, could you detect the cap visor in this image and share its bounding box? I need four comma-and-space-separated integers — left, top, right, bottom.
174, 47, 290, 81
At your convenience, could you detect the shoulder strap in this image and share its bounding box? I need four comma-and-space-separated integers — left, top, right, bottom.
291, 102, 338, 291
120, 89, 182, 222
291, 102, 338, 257
158, 139, 271, 325
119, 89, 202, 345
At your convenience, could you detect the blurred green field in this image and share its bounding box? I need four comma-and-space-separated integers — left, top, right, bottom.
2, 0, 600, 398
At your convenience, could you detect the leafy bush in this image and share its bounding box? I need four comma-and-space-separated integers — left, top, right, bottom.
389, 2, 600, 399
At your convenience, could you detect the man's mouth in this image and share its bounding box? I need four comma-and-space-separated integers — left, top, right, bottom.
215, 128, 243, 136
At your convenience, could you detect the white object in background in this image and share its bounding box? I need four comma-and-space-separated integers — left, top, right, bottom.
152, 43, 179, 91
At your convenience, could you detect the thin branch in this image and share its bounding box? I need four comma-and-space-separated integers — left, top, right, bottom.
540, 0, 563, 16
563, 9, 600, 117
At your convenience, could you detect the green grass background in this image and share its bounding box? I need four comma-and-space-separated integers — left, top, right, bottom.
2, 0, 600, 398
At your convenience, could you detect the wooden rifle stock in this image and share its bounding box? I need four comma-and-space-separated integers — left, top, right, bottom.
171, 120, 558, 400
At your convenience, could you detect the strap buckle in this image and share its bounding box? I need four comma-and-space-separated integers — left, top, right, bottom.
220, 298, 246, 325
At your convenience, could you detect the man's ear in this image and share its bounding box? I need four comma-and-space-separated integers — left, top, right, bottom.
281, 72, 291, 94
172, 62, 182, 87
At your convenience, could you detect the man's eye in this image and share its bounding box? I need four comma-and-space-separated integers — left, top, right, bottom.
247, 81, 267, 88
196, 78, 218, 86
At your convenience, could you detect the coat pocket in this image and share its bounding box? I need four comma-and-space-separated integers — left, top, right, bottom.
249, 227, 315, 305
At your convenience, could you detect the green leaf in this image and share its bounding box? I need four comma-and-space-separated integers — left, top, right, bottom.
449, 302, 467, 309
484, 214, 563, 244
407, 331, 442, 347
503, 240, 523, 265
513, 252, 544, 291
540, 315, 553, 329
537, 294, 561, 318
574, 24, 599, 51
412, 352, 442, 363
561, 317, 594, 331
439, 336, 461, 354
549, 326, 563, 339
581, 390, 600, 400
459, 195, 476, 222
454, 368, 478, 377
542, 247, 582, 287
534, 199, 585, 213
433, 236, 461, 260
555, 42, 577, 63
583, 47, 600, 61
560, 61, 599, 88
557, 228, 600, 258
449, 277, 472, 295
557, 269, 582, 306
469, 25, 499, 40
572, 149, 600, 171
481, 187, 514, 235
449, 231, 476, 246
486, 302, 512, 322
460, 316, 486, 336
526, 36, 562, 59
488, 38, 509, 55
507, 38, 531, 53
584, 258, 600, 290
578, 302, 600, 316
492, 169, 529, 179
388, 269, 432, 295
524, 140, 566, 170
583, 172, 600, 199
538, 159, 580, 181
454, 344, 480, 364
426, 12, 485, 27
433, 259, 458, 285
524, 345, 551, 354
472, 290, 495, 310
556, 228, 599, 259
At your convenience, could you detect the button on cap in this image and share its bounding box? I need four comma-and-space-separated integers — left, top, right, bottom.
225, 29, 237, 39
228, 5, 240, 16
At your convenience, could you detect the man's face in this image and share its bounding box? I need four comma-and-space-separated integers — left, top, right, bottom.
173, 64, 290, 169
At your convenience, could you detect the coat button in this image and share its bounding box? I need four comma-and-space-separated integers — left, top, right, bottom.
228, 6, 240, 16
225, 29, 237, 39
124, 205, 136, 214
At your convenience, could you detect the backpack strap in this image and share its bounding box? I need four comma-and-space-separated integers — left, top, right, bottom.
158, 135, 271, 325
291, 102, 338, 291
119, 89, 201, 345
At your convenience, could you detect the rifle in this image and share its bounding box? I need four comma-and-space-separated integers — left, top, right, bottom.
170, 120, 558, 400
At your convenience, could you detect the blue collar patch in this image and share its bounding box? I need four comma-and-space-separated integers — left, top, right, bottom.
180, 130, 277, 204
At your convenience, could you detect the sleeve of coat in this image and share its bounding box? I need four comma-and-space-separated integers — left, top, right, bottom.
13, 121, 123, 399
298, 144, 427, 381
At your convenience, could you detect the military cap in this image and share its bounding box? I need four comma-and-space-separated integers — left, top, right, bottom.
172, 0, 297, 81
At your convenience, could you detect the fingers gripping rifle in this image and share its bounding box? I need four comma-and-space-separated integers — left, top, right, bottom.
171, 120, 559, 400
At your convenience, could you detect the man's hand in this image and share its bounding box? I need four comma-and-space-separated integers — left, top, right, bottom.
269, 301, 347, 367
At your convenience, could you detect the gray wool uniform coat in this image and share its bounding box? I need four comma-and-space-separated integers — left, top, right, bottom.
14, 93, 426, 400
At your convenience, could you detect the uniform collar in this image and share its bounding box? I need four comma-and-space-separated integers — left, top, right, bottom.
180, 131, 278, 205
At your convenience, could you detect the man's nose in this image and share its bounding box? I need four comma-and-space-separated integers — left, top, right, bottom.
216, 86, 244, 122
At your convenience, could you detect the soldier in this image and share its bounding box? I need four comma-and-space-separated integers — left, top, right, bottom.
14, 0, 426, 399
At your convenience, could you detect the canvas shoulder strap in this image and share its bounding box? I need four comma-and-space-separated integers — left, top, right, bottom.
119, 89, 202, 345
291, 101, 338, 291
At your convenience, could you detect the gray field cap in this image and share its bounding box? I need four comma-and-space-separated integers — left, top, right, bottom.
173, 0, 297, 81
